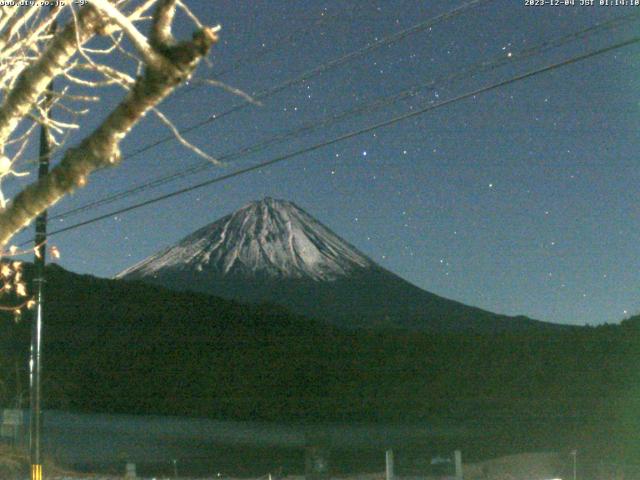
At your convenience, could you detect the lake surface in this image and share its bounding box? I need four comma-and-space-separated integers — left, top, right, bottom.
2, 409, 571, 477
34, 410, 468, 477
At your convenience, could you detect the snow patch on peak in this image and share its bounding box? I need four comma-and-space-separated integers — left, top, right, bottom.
118, 198, 374, 282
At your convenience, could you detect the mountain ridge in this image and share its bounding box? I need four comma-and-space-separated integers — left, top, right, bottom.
118, 197, 566, 333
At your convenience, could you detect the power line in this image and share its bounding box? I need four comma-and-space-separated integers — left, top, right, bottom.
171, 5, 362, 99
213, 7, 361, 79
35, 35, 640, 242
49, 11, 640, 222
15, 0, 495, 230
117, 0, 493, 162
16, 3, 362, 171
48, 0, 494, 220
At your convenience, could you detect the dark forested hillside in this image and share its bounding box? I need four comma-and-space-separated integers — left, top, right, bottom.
0, 264, 638, 459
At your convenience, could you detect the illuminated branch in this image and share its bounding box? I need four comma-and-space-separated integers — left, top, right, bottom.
0, 4, 220, 246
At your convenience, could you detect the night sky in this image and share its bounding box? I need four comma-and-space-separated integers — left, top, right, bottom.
9, 0, 640, 326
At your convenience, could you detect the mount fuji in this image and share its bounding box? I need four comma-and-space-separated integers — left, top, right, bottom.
117, 197, 561, 333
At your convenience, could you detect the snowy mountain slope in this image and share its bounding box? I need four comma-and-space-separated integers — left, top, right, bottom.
118, 198, 564, 333
118, 197, 373, 282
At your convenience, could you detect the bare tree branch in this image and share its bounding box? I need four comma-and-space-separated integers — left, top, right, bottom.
0, 5, 103, 154
152, 107, 221, 165
0, 7, 220, 246
88, 0, 163, 68
151, 0, 177, 47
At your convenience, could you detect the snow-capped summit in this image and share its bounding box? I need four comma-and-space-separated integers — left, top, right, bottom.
118, 197, 373, 282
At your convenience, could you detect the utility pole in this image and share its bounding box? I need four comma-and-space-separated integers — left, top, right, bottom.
30, 27, 55, 480
454, 450, 463, 480
29, 100, 50, 480
385, 449, 394, 480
